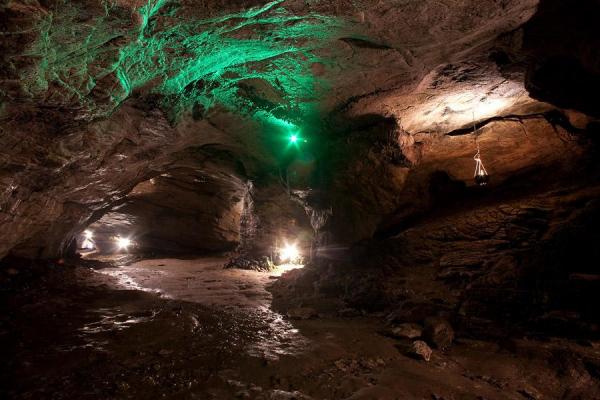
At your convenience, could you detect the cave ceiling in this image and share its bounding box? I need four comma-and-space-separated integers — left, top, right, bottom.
4, 0, 547, 127
1, 0, 598, 259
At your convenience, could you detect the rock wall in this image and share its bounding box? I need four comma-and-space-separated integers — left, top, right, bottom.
271, 178, 600, 337
2, 0, 600, 270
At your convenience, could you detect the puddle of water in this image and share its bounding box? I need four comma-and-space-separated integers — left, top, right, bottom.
245, 306, 311, 361
79, 308, 156, 334
94, 267, 166, 297
75, 307, 158, 351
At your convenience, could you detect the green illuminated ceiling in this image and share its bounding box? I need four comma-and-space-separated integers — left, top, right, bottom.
22, 0, 347, 123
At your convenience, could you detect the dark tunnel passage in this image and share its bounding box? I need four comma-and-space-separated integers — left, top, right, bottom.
80, 168, 246, 256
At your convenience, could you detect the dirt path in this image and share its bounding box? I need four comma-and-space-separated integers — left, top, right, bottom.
90, 258, 309, 361
2, 257, 599, 399
93, 257, 292, 309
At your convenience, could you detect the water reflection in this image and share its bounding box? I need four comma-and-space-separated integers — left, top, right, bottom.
245, 306, 310, 360
76, 307, 157, 351
95, 267, 166, 296
89, 259, 310, 361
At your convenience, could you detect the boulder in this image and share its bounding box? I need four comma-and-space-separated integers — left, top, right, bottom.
423, 317, 454, 350
397, 340, 432, 361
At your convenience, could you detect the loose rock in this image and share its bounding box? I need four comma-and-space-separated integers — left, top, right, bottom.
423, 317, 454, 350
269, 389, 313, 399
397, 340, 433, 361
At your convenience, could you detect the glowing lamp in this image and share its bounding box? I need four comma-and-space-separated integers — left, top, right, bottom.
116, 236, 132, 250
278, 241, 301, 264
81, 230, 95, 250
290, 134, 298, 143
471, 114, 489, 187
473, 150, 489, 186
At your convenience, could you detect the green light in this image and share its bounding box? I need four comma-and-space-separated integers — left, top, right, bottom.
22, 0, 348, 122
290, 135, 298, 143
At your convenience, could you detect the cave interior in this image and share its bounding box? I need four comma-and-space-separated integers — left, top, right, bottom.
1, 0, 600, 399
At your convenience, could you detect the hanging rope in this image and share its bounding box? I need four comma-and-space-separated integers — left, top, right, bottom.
472, 112, 489, 186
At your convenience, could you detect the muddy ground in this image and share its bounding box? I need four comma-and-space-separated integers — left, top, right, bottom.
1, 257, 599, 399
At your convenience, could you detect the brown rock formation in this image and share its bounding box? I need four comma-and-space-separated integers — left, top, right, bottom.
1, 0, 600, 331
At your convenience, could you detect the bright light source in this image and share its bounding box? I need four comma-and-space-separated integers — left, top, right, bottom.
82, 230, 95, 250
279, 241, 301, 264
116, 236, 132, 250
290, 134, 298, 143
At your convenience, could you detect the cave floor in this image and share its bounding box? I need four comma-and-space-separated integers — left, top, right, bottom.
2, 258, 599, 400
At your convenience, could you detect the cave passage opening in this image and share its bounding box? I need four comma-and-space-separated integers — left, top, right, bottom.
74, 166, 247, 261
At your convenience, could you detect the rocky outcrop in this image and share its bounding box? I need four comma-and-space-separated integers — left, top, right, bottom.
0, 0, 547, 259
1, 0, 600, 276
271, 177, 600, 338
397, 340, 432, 362
523, 0, 600, 117
322, 112, 592, 246
0, 0, 338, 259
423, 317, 454, 350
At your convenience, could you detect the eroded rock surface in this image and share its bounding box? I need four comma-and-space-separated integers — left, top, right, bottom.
4, 0, 599, 262
1, 4, 600, 393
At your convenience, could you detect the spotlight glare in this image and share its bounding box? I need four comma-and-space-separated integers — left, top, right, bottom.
116, 236, 132, 250
81, 230, 95, 250
279, 242, 300, 264
290, 134, 298, 143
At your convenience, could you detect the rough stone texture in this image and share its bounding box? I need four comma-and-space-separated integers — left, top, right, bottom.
523, 0, 600, 117
325, 114, 591, 244
1, 103, 205, 258
0, 0, 576, 260
1, 0, 599, 335
397, 340, 432, 362
0, 0, 333, 259
271, 178, 600, 338
423, 317, 454, 350
381, 183, 600, 328
2, 3, 600, 397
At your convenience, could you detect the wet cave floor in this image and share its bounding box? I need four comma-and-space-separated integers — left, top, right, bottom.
1, 258, 599, 400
